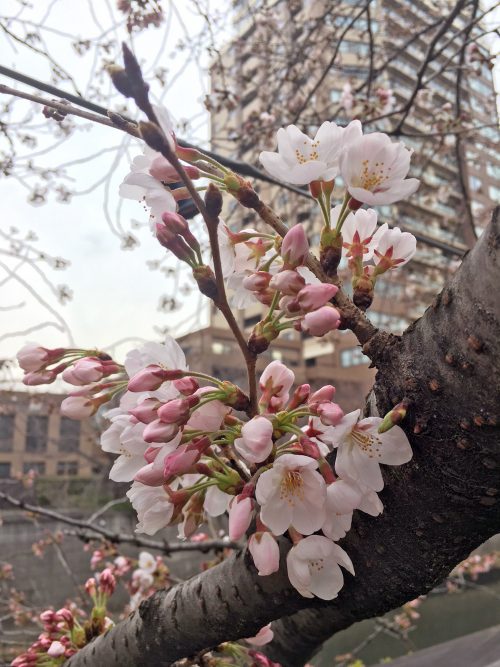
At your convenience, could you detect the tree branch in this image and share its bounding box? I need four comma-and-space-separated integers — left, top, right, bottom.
64, 210, 500, 665
0, 491, 237, 555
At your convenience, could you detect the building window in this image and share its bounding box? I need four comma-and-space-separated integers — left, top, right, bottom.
489, 185, 500, 201
23, 462, 45, 475
0, 414, 15, 452
26, 415, 48, 453
59, 418, 80, 453
0, 462, 11, 478
57, 461, 78, 476
340, 347, 369, 368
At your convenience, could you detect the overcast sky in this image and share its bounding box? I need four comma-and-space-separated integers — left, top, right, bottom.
0, 1, 221, 379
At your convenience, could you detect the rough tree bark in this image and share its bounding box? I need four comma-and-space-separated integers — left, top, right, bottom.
66, 209, 500, 667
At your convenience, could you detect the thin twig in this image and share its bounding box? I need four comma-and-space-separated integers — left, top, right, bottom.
0, 491, 239, 554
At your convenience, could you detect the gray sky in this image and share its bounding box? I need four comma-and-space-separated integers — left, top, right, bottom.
0, 0, 224, 375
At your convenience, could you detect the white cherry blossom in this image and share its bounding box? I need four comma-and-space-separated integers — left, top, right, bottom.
119, 105, 177, 222
259, 121, 361, 185
127, 482, 175, 535
373, 226, 417, 270
329, 410, 413, 492
340, 132, 420, 205
255, 454, 326, 535
286, 535, 354, 600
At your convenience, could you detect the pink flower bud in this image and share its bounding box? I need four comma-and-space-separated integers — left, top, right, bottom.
161, 211, 189, 234
129, 398, 160, 424
60, 396, 95, 419
149, 157, 200, 182
144, 446, 161, 464
23, 370, 57, 386
128, 365, 182, 392
300, 306, 340, 336
229, 496, 254, 540
296, 283, 338, 311
318, 458, 336, 484
40, 610, 56, 625
316, 401, 344, 426
142, 419, 179, 444
134, 461, 166, 486
288, 384, 311, 410
269, 270, 305, 295
98, 568, 116, 596
163, 446, 200, 479
309, 385, 335, 404
17, 343, 65, 372
85, 577, 96, 597
248, 532, 280, 576
56, 607, 75, 630
62, 357, 104, 385
173, 376, 199, 395
234, 416, 274, 464
299, 436, 321, 459
281, 225, 309, 268
157, 396, 197, 424
155, 221, 177, 247
47, 641, 65, 657
242, 271, 272, 292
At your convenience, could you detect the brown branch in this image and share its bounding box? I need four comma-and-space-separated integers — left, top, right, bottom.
291, 0, 375, 124
136, 88, 258, 415
0, 491, 238, 555
64, 209, 500, 667
392, 0, 470, 134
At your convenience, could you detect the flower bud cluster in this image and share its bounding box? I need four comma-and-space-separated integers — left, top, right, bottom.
29, 337, 413, 602
11, 607, 82, 666
16, 344, 126, 420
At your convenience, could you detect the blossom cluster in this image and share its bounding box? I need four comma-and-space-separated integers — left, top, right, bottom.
17, 338, 412, 602
11, 571, 115, 667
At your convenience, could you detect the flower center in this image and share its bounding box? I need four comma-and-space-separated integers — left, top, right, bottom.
359, 159, 392, 192
309, 558, 325, 573
294, 140, 320, 164
351, 428, 382, 458
280, 470, 305, 504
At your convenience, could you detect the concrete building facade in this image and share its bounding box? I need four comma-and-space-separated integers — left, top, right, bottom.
0, 391, 104, 480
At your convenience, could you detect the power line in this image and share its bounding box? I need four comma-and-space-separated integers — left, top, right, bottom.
0, 65, 466, 258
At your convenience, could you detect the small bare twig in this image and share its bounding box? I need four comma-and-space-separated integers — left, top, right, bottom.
0, 491, 239, 554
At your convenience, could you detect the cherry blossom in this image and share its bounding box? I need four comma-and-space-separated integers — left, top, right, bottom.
127, 482, 175, 535
256, 454, 326, 535
321, 478, 380, 541
259, 361, 295, 410
373, 226, 417, 271
329, 409, 413, 491
234, 416, 274, 463
339, 207, 381, 261
340, 132, 420, 205
286, 535, 354, 600
259, 121, 359, 185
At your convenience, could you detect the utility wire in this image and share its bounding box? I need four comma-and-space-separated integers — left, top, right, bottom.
0, 64, 466, 258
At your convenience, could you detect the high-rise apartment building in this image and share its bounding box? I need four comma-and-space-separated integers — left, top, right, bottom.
181, 0, 499, 408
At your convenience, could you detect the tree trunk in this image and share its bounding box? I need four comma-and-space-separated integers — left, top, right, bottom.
66, 209, 500, 667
